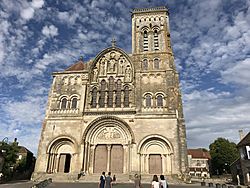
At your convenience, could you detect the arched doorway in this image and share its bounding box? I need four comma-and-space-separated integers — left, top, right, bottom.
138, 135, 173, 175
82, 116, 134, 174
46, 137, 76, 173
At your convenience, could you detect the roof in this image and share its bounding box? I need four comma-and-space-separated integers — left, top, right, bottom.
18, 146, 33, 154
65, 59, 86, 71
188, 149, 211, 159
237, 132, 250, 147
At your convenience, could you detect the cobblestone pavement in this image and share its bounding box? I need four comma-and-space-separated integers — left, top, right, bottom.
0, 181, 205, 188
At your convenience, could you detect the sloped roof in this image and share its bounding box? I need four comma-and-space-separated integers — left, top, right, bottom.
237, 132, 250, 147
18, 146, 32, 154
188, 149, 211, 159
65, 60, 86, 71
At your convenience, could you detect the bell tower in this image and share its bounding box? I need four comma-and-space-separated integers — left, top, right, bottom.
131, 7, 172, 54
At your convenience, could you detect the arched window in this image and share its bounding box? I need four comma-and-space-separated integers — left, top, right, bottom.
154, 59, 160, 69
61, 98, 67, 109
143, 30, 148, 51
154, 30, 159, 50
157, 95, 163, 107
142, 59, 148, 70
115, 79, 121, 107
107, 77, 114, 107
91, 88, 97, 108
145, 94, 152, 107
124, 86, 129, 107
71, 97, 77, 109
99, 80, 106, 108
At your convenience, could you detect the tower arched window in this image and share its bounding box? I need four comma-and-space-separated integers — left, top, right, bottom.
145, 94, 152, 107
115, 79, 122, 107
157, 95, 163, 107
61, 98, 67, 109
124, 86, 129, 107
143, 30, 148, 51
154, 30, 159, 51
91, 88, 97, 108
71, 97, 77, 109
142, 59, 148, 70
99, 80, 106, 108
107, 76, 114, 107
154, 58, 160, 69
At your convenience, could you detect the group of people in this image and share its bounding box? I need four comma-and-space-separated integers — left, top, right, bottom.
134, 174, 168, 188
99, 171, 116, 188
98, 172, 168, 188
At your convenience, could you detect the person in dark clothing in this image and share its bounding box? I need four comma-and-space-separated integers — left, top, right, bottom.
99, 171, 106, 188
105, 172, 113, 188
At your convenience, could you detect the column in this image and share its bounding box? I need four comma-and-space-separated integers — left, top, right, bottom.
89, 145, 96, 174
141, 154, 144, 174
123, 145, 128, 173
121, 91, 124, 108
161, 154, 166, 174
96, 92, 100, 109
107, 145, 111, 172
54, 154, 59, 173
145, 154, 149, 173
83, 142, 88, 172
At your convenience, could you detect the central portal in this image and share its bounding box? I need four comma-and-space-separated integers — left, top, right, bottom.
94, 144, 124, 173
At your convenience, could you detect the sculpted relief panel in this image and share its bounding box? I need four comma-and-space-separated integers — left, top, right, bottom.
91, 50, 133, 83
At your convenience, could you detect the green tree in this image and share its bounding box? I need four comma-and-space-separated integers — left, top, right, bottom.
209, 137, 239, 175
1, 141, 19, 180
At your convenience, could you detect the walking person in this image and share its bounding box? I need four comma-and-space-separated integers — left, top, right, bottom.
159, 175, 168, 188
113, 174, 116, 185
134, 174, 141, 188
151, 175, 160, 188
105, 172, 113, 188
99, 171, 106, 188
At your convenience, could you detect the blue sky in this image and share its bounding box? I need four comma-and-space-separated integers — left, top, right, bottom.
0, 0, 249, 154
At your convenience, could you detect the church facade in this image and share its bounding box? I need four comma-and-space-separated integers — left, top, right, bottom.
33, 7, 188, 180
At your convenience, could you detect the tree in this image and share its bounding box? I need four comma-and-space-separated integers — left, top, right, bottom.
209, 137, 239, 175
0, 141, 19, 180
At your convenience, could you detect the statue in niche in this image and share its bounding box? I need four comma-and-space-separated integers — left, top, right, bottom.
92, 67, 98, 82
125, 65, 132, 82
110, 51, 116, 59
100, 58, 107, 75
108, 58, 117, 73
118, 58, 125, 74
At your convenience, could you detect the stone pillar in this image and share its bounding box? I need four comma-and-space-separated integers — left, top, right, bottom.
161, 154, 165, 174
145, 154, 149, 173
121, 91, 124, 108
54, 154, 59, 173
46, 154, 52, 173
83, 142, 88, 172
107, 145, 111, 172
123, 145, 128, 173
96, 92, 100, 109
89, 145, 96, 174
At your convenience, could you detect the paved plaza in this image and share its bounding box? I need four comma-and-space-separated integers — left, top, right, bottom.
0, 182, 206, 188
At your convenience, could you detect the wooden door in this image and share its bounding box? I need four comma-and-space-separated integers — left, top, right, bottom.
149, 154, 162, 174
111, 145, 124, 173
94, 145, 107, 173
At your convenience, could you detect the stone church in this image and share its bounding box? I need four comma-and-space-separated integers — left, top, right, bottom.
33, 7, 188, 181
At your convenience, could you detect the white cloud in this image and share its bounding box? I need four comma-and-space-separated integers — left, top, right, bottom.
42, 25, 58, 38
20, 7, 35, 20
31, 0, 44, 9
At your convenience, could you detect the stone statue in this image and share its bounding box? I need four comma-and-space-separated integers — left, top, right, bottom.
125, 65, 132, 82
119, 58, 125, 74
100, 58, 106, 75
93, 67, 98, 82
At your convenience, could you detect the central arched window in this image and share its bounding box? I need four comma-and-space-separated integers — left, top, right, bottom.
71, 98, 77, 109
124, 86, 129, 107
145, 94, 152, 107
142, 59, 148, 70
99, 80, 106, 108
61, 98, 67, 109
143, 30, 148, 51
154, 30, 159, 50
157, 95, 163, 107
107, 77, 114, 107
